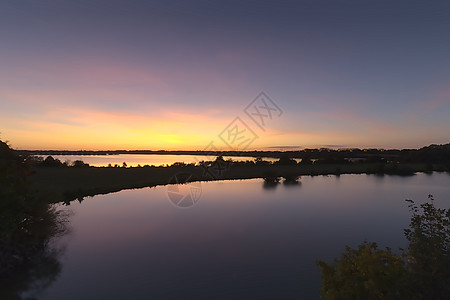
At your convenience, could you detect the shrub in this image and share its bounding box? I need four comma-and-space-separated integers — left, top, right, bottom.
317, 196, 449, 299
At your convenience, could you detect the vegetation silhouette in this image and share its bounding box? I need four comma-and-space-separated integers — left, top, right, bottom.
0, 140, 70, 299
34, 155, 90, 168
21, 143, 450, 166
8, 142, 450, 203
316, 195, 449, 299
282, 174, 301, 185
274, 155, 297, 165
262, 171, 281, 189
3, 138, 450, 297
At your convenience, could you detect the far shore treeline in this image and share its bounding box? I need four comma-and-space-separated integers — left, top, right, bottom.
18, 143, 450, 167
2, 140, 450, 203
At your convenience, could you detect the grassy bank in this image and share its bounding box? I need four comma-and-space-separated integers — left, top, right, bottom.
30, 162, 444, 203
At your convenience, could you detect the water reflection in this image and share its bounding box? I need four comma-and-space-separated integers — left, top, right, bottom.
263, 176, 280, 189
1, 140, 70, 298
0, 199, 71, 300
7, 173, 450, 300
282, 175, 301, 186
263, 175, 301, 189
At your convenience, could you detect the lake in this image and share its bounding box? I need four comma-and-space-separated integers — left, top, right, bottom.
38, 154, 284, 167
26, 173, 450, 299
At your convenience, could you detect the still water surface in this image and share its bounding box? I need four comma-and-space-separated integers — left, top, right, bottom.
36, 173, 450, 299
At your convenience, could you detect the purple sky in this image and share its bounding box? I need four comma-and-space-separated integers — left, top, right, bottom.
1, 0, 449, 150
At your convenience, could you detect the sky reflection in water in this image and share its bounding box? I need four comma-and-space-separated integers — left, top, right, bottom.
37, 173, 450, 300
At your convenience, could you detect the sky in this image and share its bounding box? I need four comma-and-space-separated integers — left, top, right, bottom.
1, 0, 449, 150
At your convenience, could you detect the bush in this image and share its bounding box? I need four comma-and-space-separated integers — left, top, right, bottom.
317, 196, 449, 299
275, 155, 297, 165
404, 196, 450, 298
316, 242, 410, 299
0, 140, 69, 298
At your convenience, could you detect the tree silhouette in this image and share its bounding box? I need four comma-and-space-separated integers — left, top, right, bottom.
0, 140, 70, 299
316, 196, 449, 299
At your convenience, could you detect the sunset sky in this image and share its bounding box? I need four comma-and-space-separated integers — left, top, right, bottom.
1, 0, 449, 150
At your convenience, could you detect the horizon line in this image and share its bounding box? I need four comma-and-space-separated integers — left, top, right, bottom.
15, 142, 450, 153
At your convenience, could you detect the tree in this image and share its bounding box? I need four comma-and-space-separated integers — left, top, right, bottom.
72, 160, 88, 168
316, 242, 410, 300
42, 156, 63, 167
275, 155, 297, 165
0, 140, 69, 299
404, 196, 450, 299
316, 196, 449, 300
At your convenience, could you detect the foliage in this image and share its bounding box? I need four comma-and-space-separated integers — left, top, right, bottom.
262, 172, 280, 188
275, 155, 297, 165
254, 157, 271, 165
282, 174, 300, 185
316, 242, 410, 299
27, 155, 90, 168
0, 140, 70, 298
317, 196, 449, 300
404, 196, 450, 299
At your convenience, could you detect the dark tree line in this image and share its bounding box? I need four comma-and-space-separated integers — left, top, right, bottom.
20, 143, 450, 166
37, 156, 89, 168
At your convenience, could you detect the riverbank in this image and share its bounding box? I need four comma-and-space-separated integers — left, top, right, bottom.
30, 162, 446, 203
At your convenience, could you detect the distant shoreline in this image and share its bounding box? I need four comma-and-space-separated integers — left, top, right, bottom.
20, 143, 449, 160
24, 143, 450, 203
31, 162, 449, 204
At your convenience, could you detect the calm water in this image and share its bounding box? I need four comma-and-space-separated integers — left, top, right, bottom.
39, 154, 282, 167
31, 173, 450, 299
